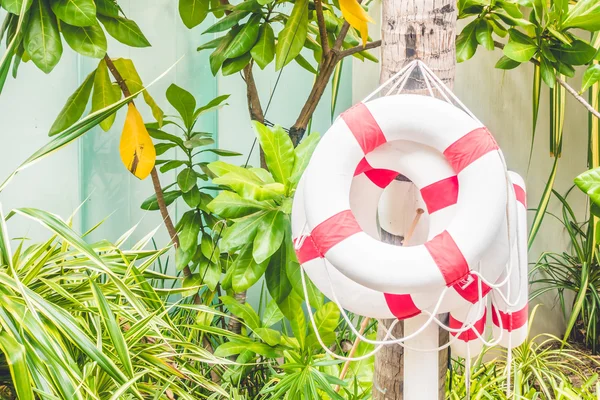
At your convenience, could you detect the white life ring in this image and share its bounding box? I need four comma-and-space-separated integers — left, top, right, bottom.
299, 94, 509, 295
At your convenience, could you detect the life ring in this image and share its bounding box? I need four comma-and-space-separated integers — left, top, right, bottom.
293, 139, 519, 319
299, 94, 509, 295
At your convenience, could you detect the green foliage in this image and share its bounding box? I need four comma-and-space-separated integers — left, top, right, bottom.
0, 0, 151, 91
194, 0, 378, 76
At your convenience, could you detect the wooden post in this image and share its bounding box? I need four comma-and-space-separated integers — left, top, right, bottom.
373, 0, 457, 398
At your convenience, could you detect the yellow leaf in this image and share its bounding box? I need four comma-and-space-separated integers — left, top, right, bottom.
119, 103, 156, 180
339, 0, 373, 47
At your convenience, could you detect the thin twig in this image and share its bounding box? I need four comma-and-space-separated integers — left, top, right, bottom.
336, 40, 382, 60
335, 317, 371, 392
333, 22, 351, 51
315, 0, 330, 57
492, 41, 600, 120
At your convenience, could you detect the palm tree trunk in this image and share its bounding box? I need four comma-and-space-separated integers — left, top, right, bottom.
373, 0, 457, 398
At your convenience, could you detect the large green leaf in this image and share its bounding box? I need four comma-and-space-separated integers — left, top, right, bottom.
253, 122, 295, 185
112, 58, 164, 125
2, 0, 32, 14
0, 331, 34, 400
582, 64, 600, 93
252, 211, 286, 264
97, 14, 151, 47
563, 0, 600, 31
203, 10, 249, 34
503, 29, 537, 62
178, 210, 201, 251
214, 340, 279, 358
140, 190, 181, 210
207, 190, 268, 218
251, 24, 275, 69
24, 0, 63, 73
554, 39, 597, 66
177, 167, 197, 192
289, 131, 319, 186
91, 58, 121, 131
225, 14, 261, 59
306, 302, 339, 347
60, 21, 107, 58
575, 167, 600, 206
231, 242, 268, 292
209, 28, 236, 75
456, 20, 478, 62
166, 83, 196, 129
221, 295, 260, 330
213, 168, 285, 201
50, 0, 96, 27
475, 19, 493, 51
220, 211, 269, 252
275, 0, 308, 70
222, 52, 251, 76
179, 0, 209, 29
265, 242, 292, 306
49, 69, 95, 136
95, 0, 118, 16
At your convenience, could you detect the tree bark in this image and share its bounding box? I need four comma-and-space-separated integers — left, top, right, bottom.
373, 0, 456, 399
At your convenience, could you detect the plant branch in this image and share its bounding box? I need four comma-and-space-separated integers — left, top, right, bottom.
243, 62, 264, 123
337, 39, 381, 59
104, 54, 193, 279
333, 21, 350, 51
492, 41, 600, 120
315, 0, 329, 57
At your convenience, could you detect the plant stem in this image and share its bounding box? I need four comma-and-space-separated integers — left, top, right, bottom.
103, 54, 192, 279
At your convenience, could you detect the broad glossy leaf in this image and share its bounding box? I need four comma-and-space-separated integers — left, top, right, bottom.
2, 0, 32, 14
313, 302, 340, 337
262, 299, 284, 327
225, 14, 260, 59
60, 21, 107, 58
24, 0, 63, 73
289, 131, 320, 186
155, 142, 176, 155
275, 0, 308, 69
253, 122, 295, 185
209, 29, 236, 75
215, 340, 278, 358
140, 190, 181, 210
184, 137, 214, 148
96, 0, 118, 16
475, 19, 493, 50
213, 171, 285, 200
200, 234, 220, 262
563, 0, 600, 30
176, 245, 194, 271
51, 0, 96, 27
112, 58, 164, 125
182, 186, 201, 207
179, 211, 201, 251
575, 167, 600, 207
251, 24, 275, 69
220, 211, 269, 252
495, 55, 521, 69
202, 148, 241, 157
208, 190, 267, 218
554, 39, 596, 66
49, 69, 95, 135
582, 64, 600, 93
179, 0, 209, 29
252, 211, 286, 264
222, 52, 251, 76
97, 14, 151, 47
204, 10, 249, 33
221, 295, 261, 329
456, 20, 478, 62
197, 35, 226, 52
119, 103, 156, 179
503, 29, 537, 62
266, 244, 296, 316
231, 242, 268, 292
540, 57, 555, 88
254, 327, 281, 346
91, 58, 121, 131
166, 83, 196, 129
177, 167, 197, 192
295, 53, 317, 74
193, 94, 230, 118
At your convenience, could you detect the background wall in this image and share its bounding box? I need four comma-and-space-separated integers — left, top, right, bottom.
0, 2, 588, 336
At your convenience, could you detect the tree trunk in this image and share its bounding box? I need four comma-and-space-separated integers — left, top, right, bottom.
373, 0, 456, 399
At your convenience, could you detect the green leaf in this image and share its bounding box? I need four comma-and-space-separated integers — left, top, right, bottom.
275, 0, 308, 69
308, 302, 339, 347
225, 14, 261, 59
2, 0, 32, 14
97, 14, 151, 47
222, 52, 251, 76
208, 191, 267, 218
215, 340, 278, 358
289, 131, 319, 186
295, 53, 317, 74
252, 211, 286, 264
575, 167, 600, 207
231, 242, 268, 292
262, 299, 284, 327
197, 35, 226, 52
49, 69, 95, 136
253, 122, 295, 185
181, 273, 203, 297
475, 19, 493, 50
51, 0, 96, 27
265, 242, 292, 305
179, 211, 201, 251
0, 331, 34, 400
563, 0, 600, 30
176, 245, 194, 271
540, 57, 555, 88
24, 0, 63, 73
503, 29, 537, 62
166, 83, 196, 129
96, 0, 118, 16
177, 167, 197, 193
582, 64, 600, 93
112, 58, 164, 125
456, 20, 478, 62
182, 186, 201, 207
155, 142, 176, 155
495, 55, 521, 69
554, 39, 597, 66
203, 10, 249, 33
193, 94, 230, 118
251, 24, 275, 69
254, 327, 281, 346
60, 21, 107, 58
184, 137, 214, 148
179, 0, 209, 29
209, 29, 236, 75
140, 190, 181, 210
220, 211, 269, 252
202, 148, 241, 157
91, 58, 121, 131
221, 295, 261, 329
528, 156, 559, 248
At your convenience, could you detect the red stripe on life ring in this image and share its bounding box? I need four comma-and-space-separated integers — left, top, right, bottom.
452, 273, 492, 304
450, 310, 486, 341
384, 293, 422, 320
425, 230, 470, 286
295, 236, 321, 264
514, 183, 526, 207
420, 176, 459, 214
354, 157, 373, 176
341, 103, 387, 154
491, 304, 528, 332
311, 210, 363, 255
365, 169, 399, 188
443, 127, 499, 174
